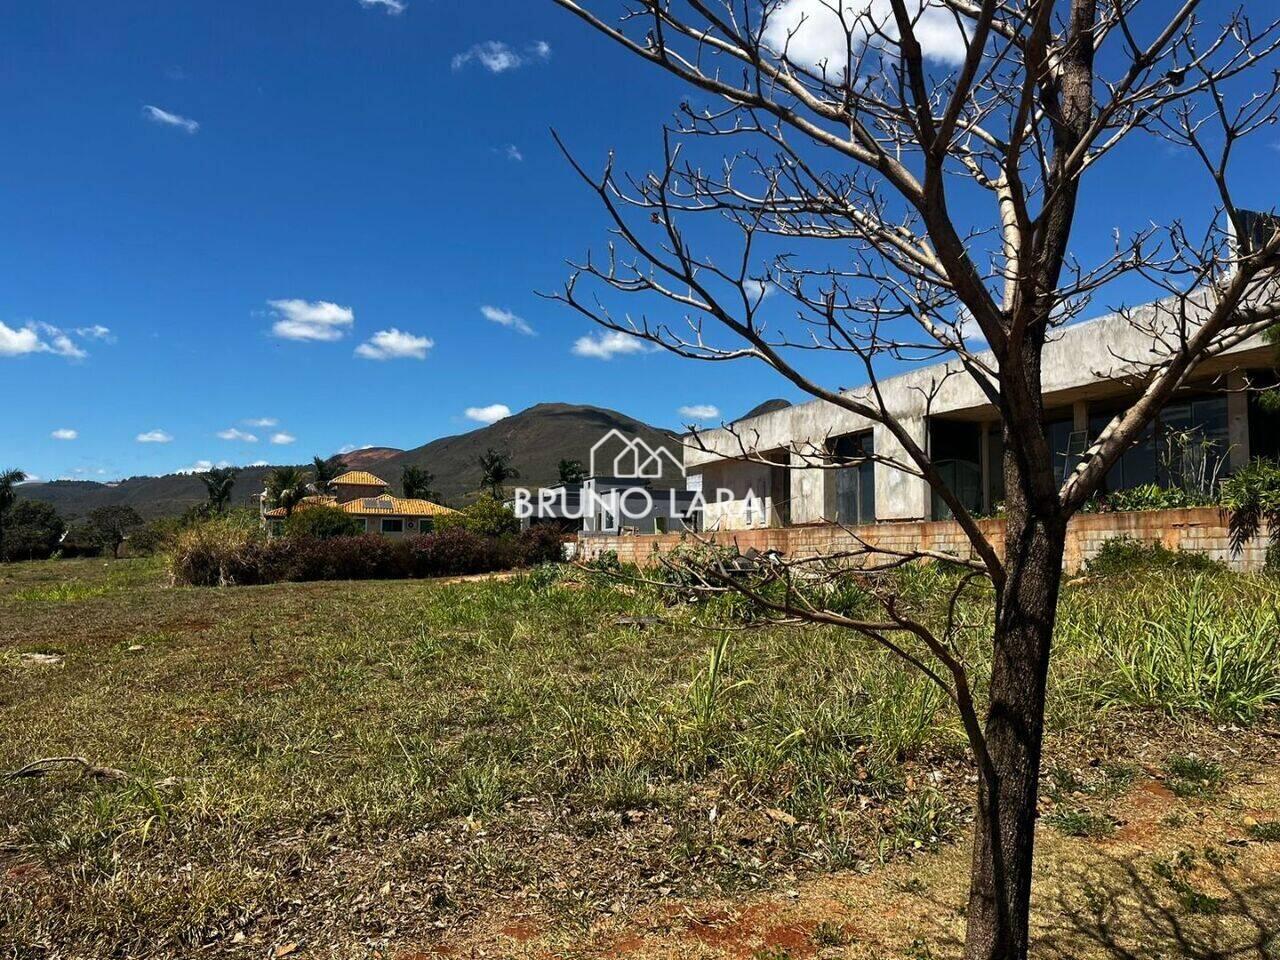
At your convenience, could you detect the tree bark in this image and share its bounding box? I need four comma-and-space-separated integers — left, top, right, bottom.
963, 474, 1066, 960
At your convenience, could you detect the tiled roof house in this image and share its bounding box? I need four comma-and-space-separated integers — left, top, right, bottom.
262, 470, 455, 536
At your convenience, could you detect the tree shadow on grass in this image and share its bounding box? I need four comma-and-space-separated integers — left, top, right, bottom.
888, 847, 1279, 960
1032, 849, 1280, 960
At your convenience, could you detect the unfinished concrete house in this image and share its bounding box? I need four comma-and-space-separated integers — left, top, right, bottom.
660, 302, 1277, 570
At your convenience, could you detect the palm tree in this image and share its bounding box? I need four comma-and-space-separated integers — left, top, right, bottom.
478, 449, 519, 499
312, 455, 347, 490
0, 468, 27, 559
266, 466, 311, 517
402, 465, 439, 502
198, 466, 238, 515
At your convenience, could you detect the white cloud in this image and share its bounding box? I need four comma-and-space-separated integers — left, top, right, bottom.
465, 403, 512, 425
249, 460, 269, 467
503, 144, 524, 162
481, 305, 534, 336
451, 40, 552, 73
51, 428, 79, 440
338, 443, 374, 454
20, 474, 41, 484
762, 0, 969, 70
355, 328, 434, 360
0, 321, 42, 357
136, 429, 174, 443
0, 321, 89, 360
143, 104, 199, 133
678, 404, 720, 421
357, 0, 406, 13
271, 432, 297, 445
267, 299, 355, 342
75, 325, 113, 341
217, 427, 259, 442
244, 417, 278, 427
178, 459, 231, 475
571, 330, 648, 360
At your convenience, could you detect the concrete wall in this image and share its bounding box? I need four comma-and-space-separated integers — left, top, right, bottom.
684, 301, 1271, 530
576, 506, 1268, 573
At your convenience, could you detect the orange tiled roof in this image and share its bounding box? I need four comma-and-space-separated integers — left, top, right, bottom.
336, 495, 456, 517
330, 470, 388, 487
262, 495, 336, 519
264, 494, 456, 520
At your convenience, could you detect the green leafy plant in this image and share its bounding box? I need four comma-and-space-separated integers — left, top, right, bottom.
478, 448, 519, 498
0, 499, 65, 561
1221, 458, 1280, 558
558, 458, 586, 483
0, 467, 27, 560
265, 466, 312, 517
1248, 821, 1280, 841
1045, 807, 1114, 838
1166, 754, 1225, 798
401, 464, 439, 502
1099, 577, 1280, 722
197, 466, 238, 515
435, 496, 519, 538
1084, 537, 1220, 576
1099, 483, 1208, 513
283, 505, 364, 540
688, 631, 750, 729
312, 455, 348, 489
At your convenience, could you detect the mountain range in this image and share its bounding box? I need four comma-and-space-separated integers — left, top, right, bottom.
15, 403, 687, 520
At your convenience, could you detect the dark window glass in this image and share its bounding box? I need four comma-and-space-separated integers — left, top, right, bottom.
986, 425, 1005, 507
831, 431, 876, 524
929, 420, 982, 519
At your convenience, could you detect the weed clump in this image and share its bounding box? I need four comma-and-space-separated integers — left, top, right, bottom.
1085, 537, 1221, 577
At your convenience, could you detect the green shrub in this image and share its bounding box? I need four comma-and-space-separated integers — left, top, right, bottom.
435, 496, 519, 538
1085, 537, 1220, 576
1096, 484, 1209, 513
284, 505, 364, 540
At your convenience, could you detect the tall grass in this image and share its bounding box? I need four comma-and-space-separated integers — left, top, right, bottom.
1059, 574, 1280, 722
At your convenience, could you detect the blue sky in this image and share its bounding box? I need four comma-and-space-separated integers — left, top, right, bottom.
2, 1, 1276, 482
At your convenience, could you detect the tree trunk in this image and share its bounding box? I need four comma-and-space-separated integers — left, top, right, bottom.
963, 500, 1066, 960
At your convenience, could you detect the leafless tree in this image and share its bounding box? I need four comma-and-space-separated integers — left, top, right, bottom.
547, 2, 1280, 957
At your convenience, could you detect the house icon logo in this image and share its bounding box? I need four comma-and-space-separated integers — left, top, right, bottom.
589, 429, 685, 480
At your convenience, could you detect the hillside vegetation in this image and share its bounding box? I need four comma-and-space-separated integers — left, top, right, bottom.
16, 403, 678, 519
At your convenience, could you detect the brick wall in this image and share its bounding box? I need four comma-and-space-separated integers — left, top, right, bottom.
575, 506, 1267, 572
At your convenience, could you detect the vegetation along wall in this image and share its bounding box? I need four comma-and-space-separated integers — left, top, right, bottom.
576, 507, 1268, 573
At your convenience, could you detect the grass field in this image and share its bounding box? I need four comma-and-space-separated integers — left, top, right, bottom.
2, 556, 1279, 958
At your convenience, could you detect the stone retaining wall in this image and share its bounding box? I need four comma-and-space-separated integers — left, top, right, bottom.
575, 507, 1266, 573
